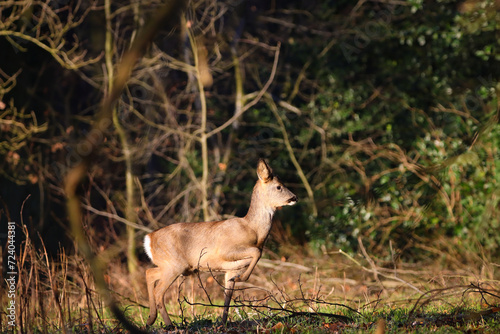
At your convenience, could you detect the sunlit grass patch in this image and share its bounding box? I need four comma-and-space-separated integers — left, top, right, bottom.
1, 232, 499, 333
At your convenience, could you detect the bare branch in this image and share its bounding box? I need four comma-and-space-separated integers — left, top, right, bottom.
206, 43, 281, 138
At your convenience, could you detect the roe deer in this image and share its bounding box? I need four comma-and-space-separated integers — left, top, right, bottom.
143, 159, 297, 326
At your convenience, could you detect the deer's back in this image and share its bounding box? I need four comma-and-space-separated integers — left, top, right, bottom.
148, 218, 258, 270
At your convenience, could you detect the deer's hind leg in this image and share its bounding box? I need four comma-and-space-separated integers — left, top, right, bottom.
146, 266, 182, 326
146, 267, 162, 326
157, 269, 184, 326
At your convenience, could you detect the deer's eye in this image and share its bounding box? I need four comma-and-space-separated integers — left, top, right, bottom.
276, 185, 282, 190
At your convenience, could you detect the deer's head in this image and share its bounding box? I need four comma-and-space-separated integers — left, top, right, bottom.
255, 159, 298, 209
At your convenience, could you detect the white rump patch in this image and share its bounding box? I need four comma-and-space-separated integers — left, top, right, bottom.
144, 234, 153, 262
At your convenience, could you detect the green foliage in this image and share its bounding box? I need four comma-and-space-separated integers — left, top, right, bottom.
269, 0, 500, 261
0, 0, 498, 264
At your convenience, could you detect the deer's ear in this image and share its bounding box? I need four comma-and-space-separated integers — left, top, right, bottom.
257, 159, 273, 182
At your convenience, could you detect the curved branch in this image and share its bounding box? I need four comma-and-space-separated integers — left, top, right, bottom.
0, 30, 102, 70
63, 0, 184, 331
206, 43, 281, 138
267, 97, 318, 217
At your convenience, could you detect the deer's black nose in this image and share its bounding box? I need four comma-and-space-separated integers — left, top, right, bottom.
289, 196, 298, 203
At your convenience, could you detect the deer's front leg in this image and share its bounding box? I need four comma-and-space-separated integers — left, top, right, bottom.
226, 247, 261, 282
222, 271, 237, 324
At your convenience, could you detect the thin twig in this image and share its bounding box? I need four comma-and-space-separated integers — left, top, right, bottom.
206, 43, 281, 138
339, 249, 423, 293
267, 97, 318, 216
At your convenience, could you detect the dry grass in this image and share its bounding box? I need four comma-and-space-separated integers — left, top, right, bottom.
1, 230, 499, 333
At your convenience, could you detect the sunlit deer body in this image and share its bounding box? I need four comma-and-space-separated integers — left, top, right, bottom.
144, 159, 297, 326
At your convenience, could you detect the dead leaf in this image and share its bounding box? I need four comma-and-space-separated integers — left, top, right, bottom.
51, 142, 64, 152
323, 322, 340, 330
28, 174, 39, 184
272, 322, 285, 331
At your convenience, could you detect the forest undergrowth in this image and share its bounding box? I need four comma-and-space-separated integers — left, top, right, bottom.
1, 226, 499, 333
1, 0, 499, 332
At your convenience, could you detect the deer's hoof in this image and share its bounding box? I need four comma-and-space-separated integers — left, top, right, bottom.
146, 315, 156, 326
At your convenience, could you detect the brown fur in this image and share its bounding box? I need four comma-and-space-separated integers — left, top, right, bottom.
144, 159, 297, 326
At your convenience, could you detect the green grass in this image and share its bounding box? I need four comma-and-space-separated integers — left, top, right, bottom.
2, 241, 499, 333
3, 283, 499, 333
137, 295, 500, 333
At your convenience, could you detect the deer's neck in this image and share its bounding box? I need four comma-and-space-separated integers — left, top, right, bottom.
244, 186, 275, 246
